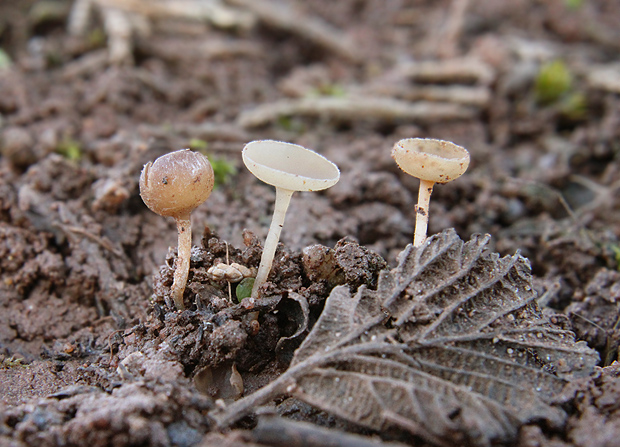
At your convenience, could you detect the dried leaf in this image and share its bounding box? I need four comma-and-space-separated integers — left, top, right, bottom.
214, 229, 598, 446
275, 292, 310, 365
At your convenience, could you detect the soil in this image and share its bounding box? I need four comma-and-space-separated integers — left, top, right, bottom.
1, 1, 620, 446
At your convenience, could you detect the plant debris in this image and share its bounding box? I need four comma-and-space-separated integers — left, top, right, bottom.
214, 229, 599, 446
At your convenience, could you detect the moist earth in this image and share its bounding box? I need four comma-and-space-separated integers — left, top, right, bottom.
1, 1, 620, 446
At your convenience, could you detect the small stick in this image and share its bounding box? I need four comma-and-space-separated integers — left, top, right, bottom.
238, 96, 476, 128
366, 84, 490, 107
436, 0, 470, 59
227, 0, 360, 61
225, 241, 232, 302
63, 225, 124, 257
398, 57, 495, 85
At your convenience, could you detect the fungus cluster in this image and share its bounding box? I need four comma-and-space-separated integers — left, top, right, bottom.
140, 137, 469, 308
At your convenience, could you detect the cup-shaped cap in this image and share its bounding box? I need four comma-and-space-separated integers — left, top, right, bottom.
242, 140, 340, 191
392, 138, 470, 183
140, 149, 214, 218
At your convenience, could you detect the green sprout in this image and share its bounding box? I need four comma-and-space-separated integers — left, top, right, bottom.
276, 115, 306, 133
564, 0, 584, 10
235, 277, 255, 302
189, 138, 209, 151
211, 157, 237, 188
87, 28, 106, 48
55, 138, 82, 161
610, 244, 620, 271
535, 60, 572, 105
560, 92, 587, 120
0, 49, 11, 71
188, 139, 237, 188
1, 356, 28, 369
308, 83, 346, 98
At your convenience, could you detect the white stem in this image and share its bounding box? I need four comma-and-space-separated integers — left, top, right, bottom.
414, 179, 435, 247
172, 215, 191, 310
252, 188, 294, 297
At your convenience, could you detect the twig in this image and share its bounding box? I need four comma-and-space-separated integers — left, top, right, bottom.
100, 5, 134, 64
136, 36, 262, 62
436, 0, 470, 59
68, 0, 94, 36
367, 84, 491, 107
237, 96, 476, 128
212, 341, 400, 428
61, 49, 109, 80
397, 57, 495, 85
62, 225, 125, 258
225, 0, 361, 62
569, 174, 620, 212
248, 414, 410, 447
96, 0, 255, 29
587, 64, 620, 94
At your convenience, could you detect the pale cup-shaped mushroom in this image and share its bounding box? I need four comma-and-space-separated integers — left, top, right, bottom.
392, 138, 469, 247
140, 149, 214, 310
243, 140, 340, 298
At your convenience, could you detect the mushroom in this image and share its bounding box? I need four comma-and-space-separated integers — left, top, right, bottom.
140, 149, 214, 310
242, 140, 340, 298
392, 138, 469, 247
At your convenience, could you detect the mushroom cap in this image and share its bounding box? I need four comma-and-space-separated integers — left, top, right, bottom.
140, 149, 214, 218
392, 138, 470, 183
242, 140, 340, 192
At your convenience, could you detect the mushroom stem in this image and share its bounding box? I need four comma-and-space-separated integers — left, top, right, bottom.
414, 179, 435, 247
172, 214, 192, 310
252, 187, 294, 297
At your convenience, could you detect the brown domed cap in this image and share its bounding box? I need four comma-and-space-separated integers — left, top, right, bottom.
392, 138, 470, 183
140, 149, 214, 218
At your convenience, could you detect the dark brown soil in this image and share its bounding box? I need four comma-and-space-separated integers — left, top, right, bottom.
1, 1, 620, 446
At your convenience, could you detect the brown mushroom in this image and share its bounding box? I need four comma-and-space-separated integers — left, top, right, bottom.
140, 149, 214, 310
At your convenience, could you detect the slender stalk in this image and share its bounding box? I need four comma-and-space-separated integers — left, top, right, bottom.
252, 188, 294, 297
414, 179, 435, 247
172, 214, 191, 310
